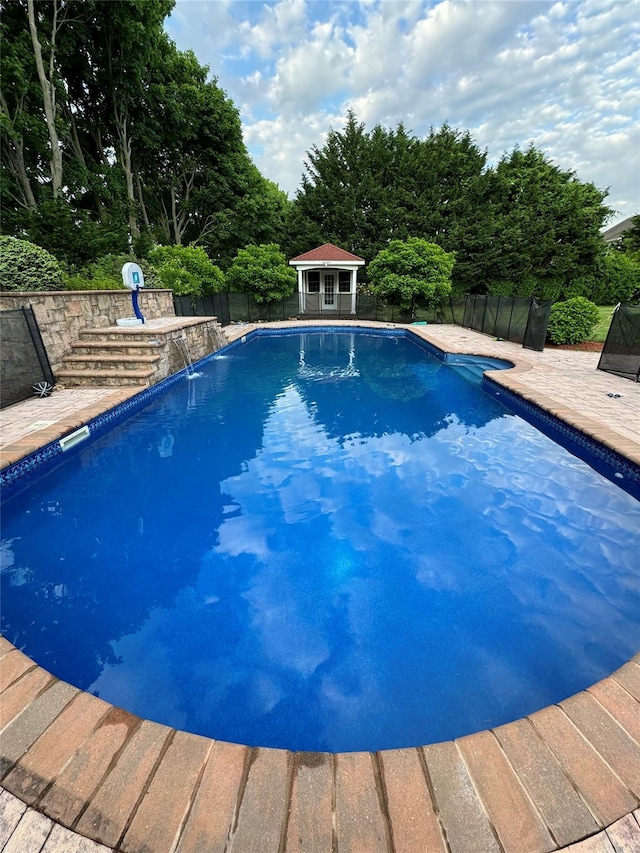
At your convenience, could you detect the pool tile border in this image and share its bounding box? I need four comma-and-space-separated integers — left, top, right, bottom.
483, 378, 640, 497
1, 637, 639, 853
1, 321, 639, 852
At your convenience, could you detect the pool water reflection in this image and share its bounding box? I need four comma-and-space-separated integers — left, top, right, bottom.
1, 331, 639, 752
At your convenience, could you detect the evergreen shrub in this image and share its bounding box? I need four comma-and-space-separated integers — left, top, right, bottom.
590, 253, 640, 305
547, 297, 600, 344
226, 244, 296, 303
0, 236, 65, 291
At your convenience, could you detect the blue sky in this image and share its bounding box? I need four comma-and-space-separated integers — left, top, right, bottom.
166, 0, 639, 225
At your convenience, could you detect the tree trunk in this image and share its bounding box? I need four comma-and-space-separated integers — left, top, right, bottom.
114, 107, 140, 241
170, 169, 197, 245
170, 184, 182, 245
136, 171, 151, 231
27, 0, 63, 199
67, 107, 87, 170
159, 199, 172, 243
0, 90, 38, 210
2, 137, 38, 211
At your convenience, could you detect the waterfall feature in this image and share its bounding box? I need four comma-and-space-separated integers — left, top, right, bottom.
207, 323, 227, 353
173, 336, 198, 378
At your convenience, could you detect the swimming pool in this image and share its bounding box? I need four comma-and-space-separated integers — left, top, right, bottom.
1, 328, 639, 752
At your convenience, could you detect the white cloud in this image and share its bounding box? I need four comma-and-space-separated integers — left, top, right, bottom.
167, 0, 640, 222
268, 19, 353, 113
167, 0, 238, 76
238, 0, 308, 59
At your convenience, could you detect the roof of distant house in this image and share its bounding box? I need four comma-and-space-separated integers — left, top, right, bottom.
602, 216, 636, 242
290, 243, 365, 263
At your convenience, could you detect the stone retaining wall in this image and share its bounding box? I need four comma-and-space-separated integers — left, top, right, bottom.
0, 290, 175, 371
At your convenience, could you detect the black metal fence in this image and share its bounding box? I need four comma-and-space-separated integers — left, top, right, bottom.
597, 304, 640, 381
1, 307, 55, 409
173, 293, 551, 350
173, 294, 231, 326
452, 295, 552, 351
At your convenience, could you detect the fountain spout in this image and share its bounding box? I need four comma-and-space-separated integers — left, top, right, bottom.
173, 336, 194, 375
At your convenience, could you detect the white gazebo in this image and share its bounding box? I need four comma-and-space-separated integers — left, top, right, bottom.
289, 243, 365, 315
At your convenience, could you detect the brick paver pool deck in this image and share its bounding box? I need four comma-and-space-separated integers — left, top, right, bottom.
1, 322, 639, 853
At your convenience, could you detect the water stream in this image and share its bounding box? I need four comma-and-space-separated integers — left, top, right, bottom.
173, 336, 202, 379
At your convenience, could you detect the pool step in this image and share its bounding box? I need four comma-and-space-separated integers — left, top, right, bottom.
62, 353, 161, 369
55, 366, 157, 387
71, 339, 161, 356
56, 334, 164, 387
79, 328, 170, 344
54, 319, 223, 388
446, 355, 512, 384
450, 363, 485, 382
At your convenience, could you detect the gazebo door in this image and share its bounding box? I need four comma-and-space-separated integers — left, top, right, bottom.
323, 273, 336, 308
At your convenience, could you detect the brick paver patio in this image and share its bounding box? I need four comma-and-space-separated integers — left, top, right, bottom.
1, 322, 639, 852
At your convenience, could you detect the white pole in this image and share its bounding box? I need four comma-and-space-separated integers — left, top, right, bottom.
351, 269, 357, 314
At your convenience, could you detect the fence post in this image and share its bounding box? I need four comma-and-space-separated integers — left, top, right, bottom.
522, 299, 535, 350
505, 299, 515, 341
480, 296, 489, 334
23, 306, 55, 386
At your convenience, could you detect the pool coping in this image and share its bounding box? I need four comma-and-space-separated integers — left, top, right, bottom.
1, 320, 639, 853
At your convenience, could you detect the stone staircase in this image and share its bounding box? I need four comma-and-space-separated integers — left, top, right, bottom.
55, 329, 163, 387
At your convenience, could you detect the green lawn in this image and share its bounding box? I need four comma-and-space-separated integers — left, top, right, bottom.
590, 305, 616, 342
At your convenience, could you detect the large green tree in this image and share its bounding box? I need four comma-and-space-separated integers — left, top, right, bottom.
0, 0, 289, 268
292, 112, 384, 261
483, 147, 611, 300
0, 0, 171, 257
291, 114, 611, 298
1, 0, 58, 220
290, 115, 487, 266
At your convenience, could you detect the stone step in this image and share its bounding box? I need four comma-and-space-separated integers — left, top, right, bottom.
55, 367, 155, 387
63, 353, 161, 368
79, 329, 167, 344
71, 340, 160, 355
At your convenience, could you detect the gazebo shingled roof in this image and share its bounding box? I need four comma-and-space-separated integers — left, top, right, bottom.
290, 243, 365, 263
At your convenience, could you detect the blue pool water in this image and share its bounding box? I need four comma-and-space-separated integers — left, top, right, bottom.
1, 330, 639, 752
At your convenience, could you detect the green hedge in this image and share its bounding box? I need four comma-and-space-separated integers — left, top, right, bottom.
0, 236, 65, 291
64, 254, 162, 290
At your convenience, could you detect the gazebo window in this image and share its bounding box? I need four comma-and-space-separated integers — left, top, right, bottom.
339, 271, 351, 292
308, 270, 320, 292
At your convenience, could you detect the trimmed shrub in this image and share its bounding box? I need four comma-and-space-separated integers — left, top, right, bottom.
368, 238, 455, 314
0, 236, 65, 291
148, 245, 224, 298
547, 297, 600, 345
226, 243, 296, 303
